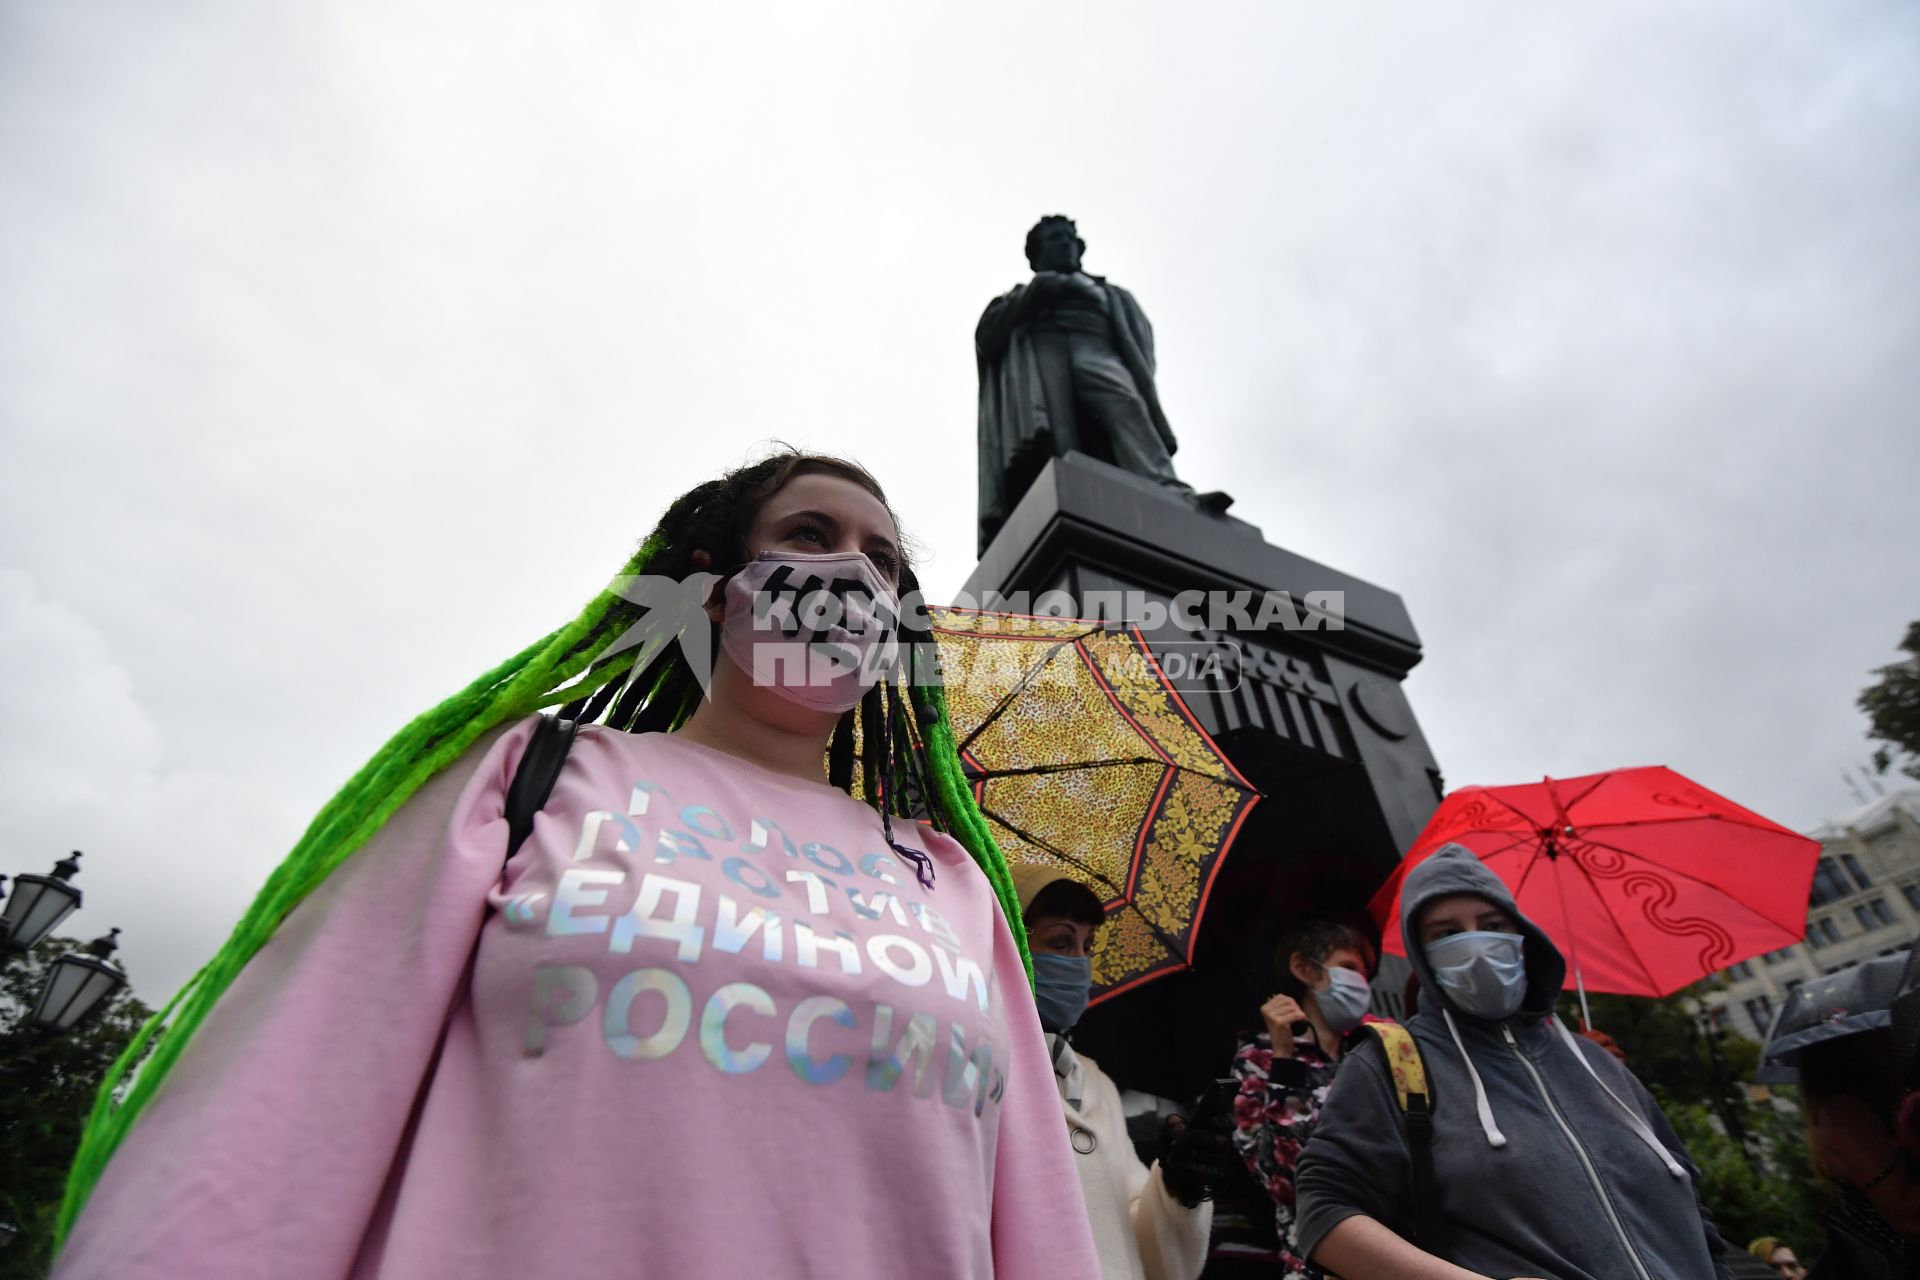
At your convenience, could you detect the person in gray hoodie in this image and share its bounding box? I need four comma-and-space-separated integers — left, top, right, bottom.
1293, 844, 1731, 1280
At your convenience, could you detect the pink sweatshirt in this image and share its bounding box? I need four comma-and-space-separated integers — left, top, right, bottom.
55, 719, 1098, 1279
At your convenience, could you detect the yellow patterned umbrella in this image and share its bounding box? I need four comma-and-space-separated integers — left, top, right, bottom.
930, 608, 1260, 1003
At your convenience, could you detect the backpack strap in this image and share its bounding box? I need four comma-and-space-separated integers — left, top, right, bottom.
504, 714, 578, 860
1361, 1022, 1450, 1256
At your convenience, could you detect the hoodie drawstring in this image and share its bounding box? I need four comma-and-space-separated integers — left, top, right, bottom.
1440, 1008, 1508, 1149
1549, 1015, 1687, 1178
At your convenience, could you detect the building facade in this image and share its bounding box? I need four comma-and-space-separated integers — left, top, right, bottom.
1705, 786, 1920, 1041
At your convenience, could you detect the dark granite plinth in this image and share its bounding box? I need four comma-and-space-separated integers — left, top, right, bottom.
962, 452, 1443, 1100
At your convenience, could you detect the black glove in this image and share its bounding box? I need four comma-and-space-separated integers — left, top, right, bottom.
1158, 1113, 1238, 1209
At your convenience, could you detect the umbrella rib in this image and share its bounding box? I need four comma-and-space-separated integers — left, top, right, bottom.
976, 756, 1258, 793
974, 756, 1167, 780
952, 631, 1099, 755
1573, 834, 1811, 937
986, 812, 1190, 960
1506, 841, 1548, 901
1551, 772, 1614, 816
984, 813, 1122, 896
1563, 851, 1664, 994
1073, 629, 1258, 791
1565, 814, 1802, 837
1480, 790, 1549, 833
1472, 831, 1542, 869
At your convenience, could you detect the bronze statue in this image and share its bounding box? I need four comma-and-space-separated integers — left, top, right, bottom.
975, 215, 1231, 552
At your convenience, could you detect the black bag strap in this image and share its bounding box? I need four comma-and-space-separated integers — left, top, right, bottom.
505, 714, 578, 860
1404, 1088, 1450, 1255
1359, 1023, 1451, 1256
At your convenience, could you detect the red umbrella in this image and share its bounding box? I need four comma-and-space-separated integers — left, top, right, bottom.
1369, 766, 1819, 1021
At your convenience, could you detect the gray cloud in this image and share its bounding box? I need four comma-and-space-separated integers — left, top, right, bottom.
3, 0, 1915, 1003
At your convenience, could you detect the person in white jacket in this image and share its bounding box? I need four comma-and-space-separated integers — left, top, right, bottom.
1013, 864, 1234, 1280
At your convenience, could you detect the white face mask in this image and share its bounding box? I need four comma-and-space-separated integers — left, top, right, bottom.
1312, 965, 1374, 1033
1425, 930, 1528, 1021
717, 552, 901, 713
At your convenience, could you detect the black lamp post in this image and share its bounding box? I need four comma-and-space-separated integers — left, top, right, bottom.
31, 928, 128, 1032
0, 851, 129, 1043
2, 851, 86, 953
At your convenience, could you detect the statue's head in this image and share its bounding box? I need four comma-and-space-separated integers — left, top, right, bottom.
1024, 215, 1084, 273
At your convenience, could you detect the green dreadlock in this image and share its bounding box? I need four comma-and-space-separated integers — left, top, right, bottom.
55, 450, 1027, 1245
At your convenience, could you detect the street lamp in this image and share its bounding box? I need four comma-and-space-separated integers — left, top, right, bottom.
31, 928, 128, 1033
2, 851, 86, 953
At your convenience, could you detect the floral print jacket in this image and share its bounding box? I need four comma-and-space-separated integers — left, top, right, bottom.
1229, 1025, 1370, 1279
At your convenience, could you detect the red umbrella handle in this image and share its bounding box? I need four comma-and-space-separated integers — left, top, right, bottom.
1548, 844, 1592, 1031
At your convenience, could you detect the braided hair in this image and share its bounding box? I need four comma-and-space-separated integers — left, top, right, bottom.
57, 448, 1025, 1242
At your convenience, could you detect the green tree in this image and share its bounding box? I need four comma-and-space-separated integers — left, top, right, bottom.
1667, 1099, 1828, 1256
1860, 618, 1920, 780
0, 938, 154, 1280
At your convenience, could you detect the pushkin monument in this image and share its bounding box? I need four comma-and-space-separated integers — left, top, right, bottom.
975, 215, 1233, 556
968, 215, 1446, 1099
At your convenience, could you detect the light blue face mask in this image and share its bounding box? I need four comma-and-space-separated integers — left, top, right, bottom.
1312, 965, 1375, 1033
1032, 953, 1093, 1032
1424, 930, 1527, 1021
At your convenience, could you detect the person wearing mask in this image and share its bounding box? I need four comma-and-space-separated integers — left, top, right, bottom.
1212, 918, 1380, 1278
52, 452, 1099, 1279
1294, 843, 1731, 1280
1015, 863, 1232, 1280
1797, 1029, 1919, 1278
1746, 1237, 1810, 1280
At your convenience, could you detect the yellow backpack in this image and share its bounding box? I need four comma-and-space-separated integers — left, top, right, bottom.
1356, 1022, 1448, 1253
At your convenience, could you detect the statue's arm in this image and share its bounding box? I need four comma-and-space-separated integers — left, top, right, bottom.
975, 286, 1026, 361
1114, 285, 1156, 371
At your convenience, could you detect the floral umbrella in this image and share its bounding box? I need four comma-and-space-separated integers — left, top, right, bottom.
930, 608, 1260, 1003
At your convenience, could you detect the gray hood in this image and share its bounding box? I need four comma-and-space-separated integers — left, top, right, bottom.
1292, 843, 1726, 1278
1400, 842, 1567, 1022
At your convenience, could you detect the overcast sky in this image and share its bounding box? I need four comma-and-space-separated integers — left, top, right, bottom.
4, 1, 1916, 1004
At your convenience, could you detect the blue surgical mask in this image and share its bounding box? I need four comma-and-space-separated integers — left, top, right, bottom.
1425, 930, 1527, 1021
1032, 953, 1093, 1032
1313, 965, 1375, 1033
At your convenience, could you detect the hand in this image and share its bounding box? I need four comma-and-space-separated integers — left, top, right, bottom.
1159, 1113, 1237, 1209
1054, 270, 1102, 300
1579, 1028, 1627, 1065
1260, 994, 1306, 1058
1025, 271, 1068, 297
1015, 272, 1065, 318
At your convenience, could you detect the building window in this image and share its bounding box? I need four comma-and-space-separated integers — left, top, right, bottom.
1810, 857, 1851, 906
1842, 853, 1873, 889
1823, 918, 1845, 946
1904, 883, 1920, 913
1744, 995, 1775, 1035
1728, 960, 1754, 980
1856, 904, 1876, 932
1870, 897, 1896, 927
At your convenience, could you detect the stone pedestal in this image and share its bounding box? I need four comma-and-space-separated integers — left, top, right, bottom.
963, 452, 1443, 1099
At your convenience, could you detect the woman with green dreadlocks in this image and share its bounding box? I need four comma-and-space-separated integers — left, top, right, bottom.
52, 452, 1100, 1279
